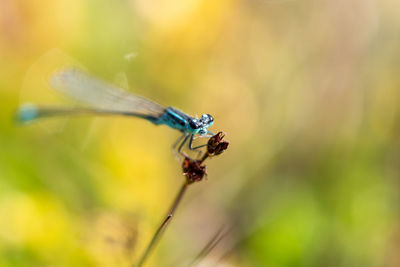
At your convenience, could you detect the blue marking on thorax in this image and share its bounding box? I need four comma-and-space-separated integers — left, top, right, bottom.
155, 107, 192, 132
153, 107, 210, 134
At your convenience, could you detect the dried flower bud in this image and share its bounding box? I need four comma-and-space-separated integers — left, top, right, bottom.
207, 132, 229, 156
213, 141, 229, 155
182, 157, 207, 184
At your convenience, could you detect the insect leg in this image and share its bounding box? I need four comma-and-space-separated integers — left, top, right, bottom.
171, 133, 187, 160
176, 134, 190, 158
188, 134, 208, 158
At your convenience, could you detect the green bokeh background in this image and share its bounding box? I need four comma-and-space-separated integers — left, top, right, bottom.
1, 0, 400, 266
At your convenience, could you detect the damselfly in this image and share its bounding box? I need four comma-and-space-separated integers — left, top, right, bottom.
17, 68, 214, 157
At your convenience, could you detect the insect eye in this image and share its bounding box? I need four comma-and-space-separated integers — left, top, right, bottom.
189, 119, 200, 129
200, 114, 213, 124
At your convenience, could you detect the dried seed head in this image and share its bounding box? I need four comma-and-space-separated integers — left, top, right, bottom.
207, 132, 229, 156
213, 141, 229, 155
182, 157, 207, 184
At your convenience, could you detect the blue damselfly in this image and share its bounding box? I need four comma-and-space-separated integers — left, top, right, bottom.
17, 68, 214, 156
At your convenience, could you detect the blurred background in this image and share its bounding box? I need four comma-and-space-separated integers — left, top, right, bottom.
1, 0, 400, 266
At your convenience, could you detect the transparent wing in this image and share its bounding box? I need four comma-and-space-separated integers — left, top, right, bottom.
50, 68, 166, 118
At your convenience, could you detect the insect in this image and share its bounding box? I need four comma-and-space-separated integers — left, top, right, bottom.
17, 68, 214, 157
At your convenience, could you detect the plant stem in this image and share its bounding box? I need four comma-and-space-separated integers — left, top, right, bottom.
190, 226, 227, 266
136, 181, 189, 267
199, 153, 209, 164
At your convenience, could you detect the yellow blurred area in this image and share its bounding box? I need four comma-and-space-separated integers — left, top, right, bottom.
1, 0, 400, 266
